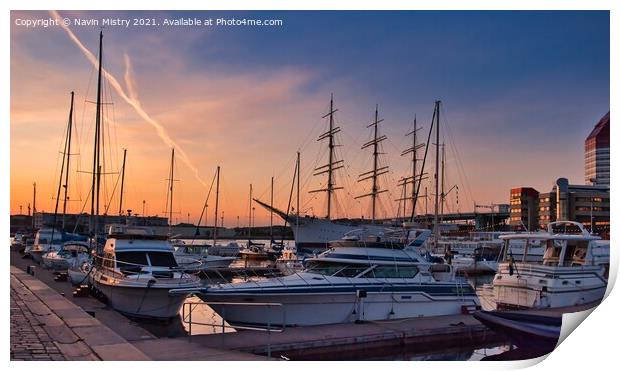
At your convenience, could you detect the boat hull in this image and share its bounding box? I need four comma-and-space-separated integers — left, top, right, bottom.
493, 263, 607, 310
68, 267, 89, 286
199, 289, 479, 327
473, 310, 560, 354
91, 278, 189, 319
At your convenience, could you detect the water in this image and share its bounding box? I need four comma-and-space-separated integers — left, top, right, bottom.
345, 343, 512, 361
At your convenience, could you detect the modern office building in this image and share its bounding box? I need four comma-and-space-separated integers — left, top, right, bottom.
585, 112, 610, 186
509, 187, 539, 231
539, 178, 609, 237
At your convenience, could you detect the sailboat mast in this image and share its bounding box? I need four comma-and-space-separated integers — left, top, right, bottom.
433, 100, 441, 238
311, 94, 343, 219
90, 31, 103, 244
412, 116, 418, 216
270, 176, 274, 240
248, 184, 252, 239
213, 166, 220, 247
440, 142, 445, 223
296, 151, 300, 238
356, 105, 387, 222
168, 148, 175, 232
62, 92, 74, 229
118, 149, 127, 216
371, 106, 380, 221
327, 96, 335, 219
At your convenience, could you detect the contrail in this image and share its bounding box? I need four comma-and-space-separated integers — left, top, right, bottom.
49, 10, 208, 187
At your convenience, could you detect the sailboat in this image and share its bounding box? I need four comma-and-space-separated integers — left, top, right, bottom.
86, 32, 202, 319
35, 91, 87, 264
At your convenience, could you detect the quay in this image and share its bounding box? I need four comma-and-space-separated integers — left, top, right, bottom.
10, 250, 505, 361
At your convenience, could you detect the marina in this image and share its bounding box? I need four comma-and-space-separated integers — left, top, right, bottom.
9, 9, 612, 363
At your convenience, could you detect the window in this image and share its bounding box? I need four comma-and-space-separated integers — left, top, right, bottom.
364, 265, 419, 279
147, 252, 178, 267
116, 251, 148, 272
306, 261, 349, 276
332, 265, 370, 277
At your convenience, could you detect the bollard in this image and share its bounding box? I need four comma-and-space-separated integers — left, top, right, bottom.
27, 265, 36, 276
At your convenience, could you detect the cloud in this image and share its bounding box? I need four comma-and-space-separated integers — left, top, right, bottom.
49, 10, 208, 187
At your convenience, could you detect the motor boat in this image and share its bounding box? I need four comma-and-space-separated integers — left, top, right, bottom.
493, 221, 609, 310
89, 225, 202, 319
177, 226, 480, 328
42, 240, 91, 271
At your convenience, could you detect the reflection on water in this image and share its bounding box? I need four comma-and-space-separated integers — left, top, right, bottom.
363, 343, 512, 361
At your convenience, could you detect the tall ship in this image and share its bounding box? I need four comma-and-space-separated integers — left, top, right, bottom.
256, 96, 428, 254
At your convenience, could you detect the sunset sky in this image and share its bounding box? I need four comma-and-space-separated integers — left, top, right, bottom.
10, 10, 609, 226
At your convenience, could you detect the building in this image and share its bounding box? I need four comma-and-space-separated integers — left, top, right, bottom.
537, 191, 556, 230
33, 212, 168, 234
10, 214, 33, 234
539, 178, 609, 237
509, 187, 539, 231
585, 112, 610, 186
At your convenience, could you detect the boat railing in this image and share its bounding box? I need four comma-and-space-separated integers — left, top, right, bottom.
94, 254, 198, 284
182, 301, 285, 359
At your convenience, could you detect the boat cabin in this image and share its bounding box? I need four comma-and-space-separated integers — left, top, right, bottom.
500, 221, 604, 267
98, 225, 179, 276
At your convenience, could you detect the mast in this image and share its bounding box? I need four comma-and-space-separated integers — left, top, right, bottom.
62, 92, 75, 229
296, 151, 300, 241
310, 94, 343, 219
248, 184, 252, 240
433, 100, 441, 238
356, 105, 388, 222
32, 182, 36, 231
269, 176, 274, 241
50, 92, 75, 246
399, 115, 425, 220
118, 149, 127, 216
167, 148, 175, 233
440, 142, 445, 224
90, 31, 103, 244
213, 166, 220, 247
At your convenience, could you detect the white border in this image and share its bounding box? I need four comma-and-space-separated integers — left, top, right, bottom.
4, 1, 617, 370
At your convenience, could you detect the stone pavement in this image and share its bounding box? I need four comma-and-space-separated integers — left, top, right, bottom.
10, 266, 150, 361
10, 285, 66, 361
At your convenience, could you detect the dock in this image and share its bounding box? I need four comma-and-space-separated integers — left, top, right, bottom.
11, 250, 505, 361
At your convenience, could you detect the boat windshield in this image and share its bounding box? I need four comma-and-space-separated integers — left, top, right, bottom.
305, 261, 370, 277
362, 265, 419, 279
148, 252, 178, 267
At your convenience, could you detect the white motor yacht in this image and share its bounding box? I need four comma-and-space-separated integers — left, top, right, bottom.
177, 226, 480, 328
90, 225, 202, 319
493, 221, 609, 310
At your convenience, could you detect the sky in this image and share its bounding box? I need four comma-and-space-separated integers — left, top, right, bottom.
10, 10, 610, 226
